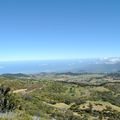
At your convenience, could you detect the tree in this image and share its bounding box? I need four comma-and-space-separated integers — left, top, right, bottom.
0, 85, 20, 112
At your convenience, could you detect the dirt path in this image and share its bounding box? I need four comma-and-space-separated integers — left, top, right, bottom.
13, 89, 27, 93
12, 84, 44, 94
13, 86, 43, 94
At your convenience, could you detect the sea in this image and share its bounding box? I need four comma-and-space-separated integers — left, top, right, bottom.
0, 60, 82, 74
0, 59, 119, 74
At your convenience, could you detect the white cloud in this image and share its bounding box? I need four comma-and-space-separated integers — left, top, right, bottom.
68, 63, 76, 66
39, 64, 48, 67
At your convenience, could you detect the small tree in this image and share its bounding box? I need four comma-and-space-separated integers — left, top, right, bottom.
88, 103, 93, 114
99, 112, 103, 120
0, 85, 20, 112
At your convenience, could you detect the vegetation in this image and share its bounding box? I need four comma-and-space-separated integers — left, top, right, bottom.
0, 73, 120, 119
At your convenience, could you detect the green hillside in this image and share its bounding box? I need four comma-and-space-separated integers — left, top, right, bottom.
0, 73, 119, 120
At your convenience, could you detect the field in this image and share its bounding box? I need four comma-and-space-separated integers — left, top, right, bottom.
0, 72, 120, 120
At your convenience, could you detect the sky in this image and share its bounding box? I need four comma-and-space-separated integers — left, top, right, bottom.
0, 0, 120, 61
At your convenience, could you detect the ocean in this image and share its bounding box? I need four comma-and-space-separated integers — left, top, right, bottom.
0, 59, 119, 74
0, 60, 81, 74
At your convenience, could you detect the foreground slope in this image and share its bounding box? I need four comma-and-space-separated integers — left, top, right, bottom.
0, 73, 120, 120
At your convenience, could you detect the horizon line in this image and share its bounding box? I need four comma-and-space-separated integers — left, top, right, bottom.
0, 57, 120, 62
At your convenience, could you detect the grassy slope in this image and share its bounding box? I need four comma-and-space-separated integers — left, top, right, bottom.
0, 74, 120, 119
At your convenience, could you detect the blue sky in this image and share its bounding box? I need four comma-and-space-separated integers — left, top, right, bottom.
0, 0, 120, 61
